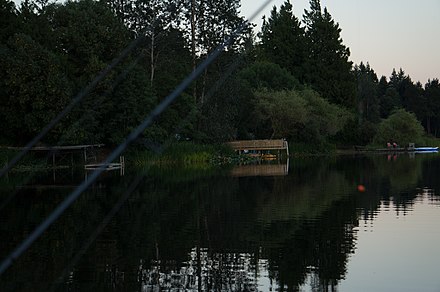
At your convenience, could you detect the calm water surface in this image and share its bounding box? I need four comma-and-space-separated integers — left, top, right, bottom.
1, 154, 440, 291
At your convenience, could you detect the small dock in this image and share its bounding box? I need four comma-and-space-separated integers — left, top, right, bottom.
85, 156, 125, 175
2, 144, 104, 168
226, 139, 289, 156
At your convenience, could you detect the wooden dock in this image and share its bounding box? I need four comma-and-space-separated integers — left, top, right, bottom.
2, 144, 105, 168
226, 139, 289, 156
84, 156, 125, 175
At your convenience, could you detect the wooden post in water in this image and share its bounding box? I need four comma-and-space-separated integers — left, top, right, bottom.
119, 155, 125, 176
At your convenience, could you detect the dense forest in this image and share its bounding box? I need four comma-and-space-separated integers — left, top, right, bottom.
1, 0, 439, 149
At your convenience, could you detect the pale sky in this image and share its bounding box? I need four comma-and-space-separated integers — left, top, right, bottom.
241, 0, 440, 84
11, 0, 439, 83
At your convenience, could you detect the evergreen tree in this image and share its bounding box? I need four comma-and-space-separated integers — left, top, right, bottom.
388, 68, 427, 127
377, 76, 388, 98
259, 0, 306, 82
425, 79, 440, 136
389, 68, 406, 94
402, 80, 426, 123
353, 62, 379, 124
380, 87, 401, 119
303, 0, 355, 108
352, 62, 380, 144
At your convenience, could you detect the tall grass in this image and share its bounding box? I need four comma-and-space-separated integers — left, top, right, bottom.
129, 142, 235, 168
0, 149, 47, 172
422, 135, 440, 147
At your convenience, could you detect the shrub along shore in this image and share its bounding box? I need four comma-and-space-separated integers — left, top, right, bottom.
3, 136, 440, 173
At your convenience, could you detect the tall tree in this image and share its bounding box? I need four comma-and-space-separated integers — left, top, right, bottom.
353, 62, 379, 124
180, 0, 249, 105
389, 68, 406, 94
379, 86, 401, 119
0, 0, 20, 144
425, 79, 440, 136
259, 0, 306, 82
388, 68, 427, 127
377, 76, 388, 98
105, 0, 180, 88
48, 0, 132, 144
403, 80, 426, 122
0, 33, 72, 144
105, 0, 196, 143
303, 0, 355, 108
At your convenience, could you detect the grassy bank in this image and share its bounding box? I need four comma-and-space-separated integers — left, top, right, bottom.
364, 135, 440, 150
422, 136, 440, 147
0, 149, 48, 172
129, 141, 341, 167
128, 142, 240, 169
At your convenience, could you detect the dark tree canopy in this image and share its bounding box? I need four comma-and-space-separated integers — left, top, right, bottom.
259, 0, 306, 82
353, 62, 380, 124
303, 0, 355, 108
0, 0, 439, 149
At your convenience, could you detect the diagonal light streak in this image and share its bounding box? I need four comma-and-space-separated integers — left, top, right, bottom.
0, 0, 273, 275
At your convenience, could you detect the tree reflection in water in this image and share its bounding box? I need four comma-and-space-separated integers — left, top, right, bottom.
139, 249, 259, 291
0, 154, 439, 291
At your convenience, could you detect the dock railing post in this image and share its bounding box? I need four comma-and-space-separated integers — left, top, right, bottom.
119, 155, 125, 176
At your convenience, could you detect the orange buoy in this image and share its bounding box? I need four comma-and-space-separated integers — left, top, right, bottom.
357, 185, 366, 192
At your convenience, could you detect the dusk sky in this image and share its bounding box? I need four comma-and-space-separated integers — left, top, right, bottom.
241, 0, 440, 84
11, 0, 439, 83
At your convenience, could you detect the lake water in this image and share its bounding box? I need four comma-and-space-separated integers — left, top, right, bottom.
1, 153, 440, 291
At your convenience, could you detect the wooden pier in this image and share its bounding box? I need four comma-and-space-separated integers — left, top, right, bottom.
2, 144, 105, 168
226, 139, 289, 156
84, 155, 125, 175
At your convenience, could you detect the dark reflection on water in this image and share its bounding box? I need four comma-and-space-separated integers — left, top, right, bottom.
0, 154, 439, 291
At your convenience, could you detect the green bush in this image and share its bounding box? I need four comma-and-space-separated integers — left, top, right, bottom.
373, 109, 425, 147
422, 135, 440, 147
254, 89, 352, 143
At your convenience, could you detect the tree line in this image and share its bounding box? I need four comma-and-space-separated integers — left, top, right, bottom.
1, 0, 439, 148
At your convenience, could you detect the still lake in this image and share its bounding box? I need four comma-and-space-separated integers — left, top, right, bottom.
1, 153, 440, 291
